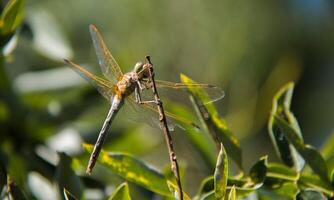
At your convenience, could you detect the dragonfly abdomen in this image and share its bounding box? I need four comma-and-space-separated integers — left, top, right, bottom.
86, 96, 124, 174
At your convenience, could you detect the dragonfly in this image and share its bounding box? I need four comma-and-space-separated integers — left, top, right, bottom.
64, 24, 224, 174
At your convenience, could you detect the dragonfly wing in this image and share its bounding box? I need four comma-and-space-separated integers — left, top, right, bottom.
153, 80, 225, 104
64, 59, 114, 101
89, 24, 123, 84
124, 96, 199, 131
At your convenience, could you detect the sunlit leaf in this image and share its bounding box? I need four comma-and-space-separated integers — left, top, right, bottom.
268, 82, 304, 171
266, 163, 299, 181
228, 186, 236, 200
167, 181, 191, 200
180, 74, 242, 169
166, 102, 216, 168
298, 174, 334, 197
274, 115, 330, 184
26, 7, 73, 61
83, 144, 171, 197
196, 175, 262, 199
55, 153, 84, 199
0, 0, 25, 36
64, 188, 78, 200
214, 143, 228, 199
108, 182, 131, 200
320, 131, 334, 170
268, 182, 299, 199
28, 172, 59, 200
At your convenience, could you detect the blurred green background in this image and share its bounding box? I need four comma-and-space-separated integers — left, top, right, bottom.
1, 0, 334, 199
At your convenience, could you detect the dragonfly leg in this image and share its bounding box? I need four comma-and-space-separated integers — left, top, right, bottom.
135, 83, 158, 105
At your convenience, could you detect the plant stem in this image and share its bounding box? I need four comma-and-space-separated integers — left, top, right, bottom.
144, 56, 183, 200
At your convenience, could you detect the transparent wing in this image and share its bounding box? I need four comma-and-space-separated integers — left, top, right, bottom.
64, 59, 115, 100
153, 80, 225, 104
123, 96, 199, 131
89, 24, 123, 84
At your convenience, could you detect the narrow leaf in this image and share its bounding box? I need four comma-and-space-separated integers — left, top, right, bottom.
200, 191, 215, 200
266, 163, 299, 181
197, 176, 259, 199
249, 156, 268, 185
0, 164, 7, 192
108, 182, 132, 200
167, 102, 216, 168
196, 176, 214, 197
55, 153, 84, 199
297, 189, 326, 200
0, 0, 25, 36
298, 174, 334, 197
320, 131, 334, 170
26, 7, 73, 61
7, 178, 28, 200
274, 115, 330, 184
214, 143, 228, 199
167, 181, 191, 200
228, 186, 236, 200
180, 74, 242, 169
83, 144, 171, 197
268, 82, 304, 171
269, 182, 299, 199
63, 188, 78, 200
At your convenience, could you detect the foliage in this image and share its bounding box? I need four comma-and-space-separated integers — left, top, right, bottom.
1, 0, 334, 199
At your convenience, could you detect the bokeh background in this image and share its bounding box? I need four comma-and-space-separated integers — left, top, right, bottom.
1, 0, 334, 199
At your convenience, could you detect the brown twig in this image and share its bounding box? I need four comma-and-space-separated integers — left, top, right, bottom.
144, 56, 183, 200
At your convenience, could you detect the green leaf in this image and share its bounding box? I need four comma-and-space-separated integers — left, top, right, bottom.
83, 144, 171, 197
297, 189, 326, 200
180, 74, 242, 169
214, 143, 228, 199
55, 153, 84, 199
249, 156, 268, 185
166, 102, 216, 168
196, 176, 214, 198
320, 131, 334, 160
196, 176, 260, 199
200, 191, 215, 200
298, 174, 334, 197
268, 82, 304, 171
274, 115, 330, 184
0, 164, 7, 192
331, 169, 334, 185
7, 177, 28, 200
266, 163, 299, 182
26, 7, 73, 61
320, 131, 334, 170
228, 186, 236, 200
7, 153, 29, 196
108, 182, 132, 200
269, 182, 299, 199
63, 188, 78, 200
0, 0, 25, 37
167, 181, 191, 200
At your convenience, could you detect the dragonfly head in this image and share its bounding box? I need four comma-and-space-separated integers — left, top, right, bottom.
133, 62, 144, 73
134, 61, 150, 79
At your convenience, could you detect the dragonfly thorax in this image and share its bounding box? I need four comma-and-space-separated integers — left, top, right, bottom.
115, 72, 139, 97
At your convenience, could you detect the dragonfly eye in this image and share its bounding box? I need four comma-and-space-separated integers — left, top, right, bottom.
134, 62, 144, 73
